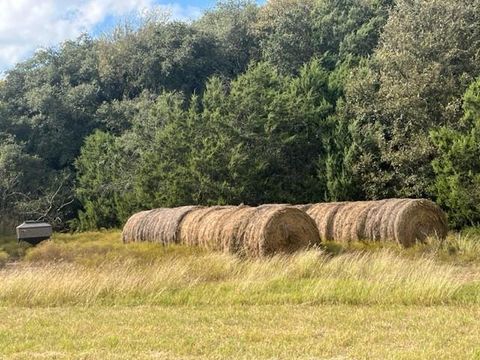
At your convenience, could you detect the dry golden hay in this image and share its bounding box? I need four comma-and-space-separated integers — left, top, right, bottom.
393, 199, 448, 246
304, 202, 347, 241
304, 199, 448, 246
178, 204, 321, 256
121, 206, 202, 244
121, 210, 151, 243
361, 199, 390, 241
177, 206, 233, 248
334, 201, 369, 243
242, 205, 321, 256
294, 204, 313, 211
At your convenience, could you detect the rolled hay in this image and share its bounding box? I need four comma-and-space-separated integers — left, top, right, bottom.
121, 210, 151, 243
361, 199, 390, 241
178, 205, 321, 257
294, 204, 313, 211
333, 201, 370, 243
392, 199, 448, 246
121, 206, 202, 244
178, 206, 235, 248
304, 202, 348, 241
304, 199, 448, 246
242, 205, 321, 256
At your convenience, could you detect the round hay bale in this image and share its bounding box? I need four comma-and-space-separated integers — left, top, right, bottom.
241, 205, 321, 257
347, 201, 371, 241
157, 206, 204, 245
122, 206, 202, 244
294, 204, 313, 211
122, 210, 150, 243
195, 206, 239, 251
178, 205, 321, 256
380, 199, 411, 242
305, 202, 347, 241
178, 206, 232, 247
132, 209, 155, 242
332, 202, 356, 242
142, 208, 164, 242
334, 201, 370, 243
363, 199, 390, 241
393, 199, 448, 246
304, 199, 448, 246
220, 206, 258, 254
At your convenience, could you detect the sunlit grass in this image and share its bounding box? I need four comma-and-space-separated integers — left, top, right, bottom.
1, 230, 480, 358
322, 232, 480, 265
0, 239, 476, 307
0, 230, 479, 306
1, 305, 480, 359
24, 230, 204, 266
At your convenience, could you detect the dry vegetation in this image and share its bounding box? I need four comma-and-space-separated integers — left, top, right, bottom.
121, 206, 201, 245
0, 230, 479, 307
123, 205, 321, 256
121, 200, 448, 261
1, 230, 480, 358
302, 199, 448, 246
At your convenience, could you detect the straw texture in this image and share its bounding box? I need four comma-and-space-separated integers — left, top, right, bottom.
179, 205, 321, 256
123, 205, 321, 256
304, 199, 448, 246
121, 206, 202, 244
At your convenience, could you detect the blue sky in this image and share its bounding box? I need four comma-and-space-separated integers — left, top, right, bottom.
0, 0, 265, 75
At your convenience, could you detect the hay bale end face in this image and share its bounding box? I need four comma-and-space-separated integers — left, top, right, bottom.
304, 199, 448, 247
245, 205, 321, 256
394, 199, 448, 246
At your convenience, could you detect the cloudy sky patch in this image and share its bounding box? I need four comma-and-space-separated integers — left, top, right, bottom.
0, 0, 207, 74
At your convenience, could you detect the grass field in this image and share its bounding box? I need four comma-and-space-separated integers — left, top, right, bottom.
2, 305, 480, 359
1, 231, 480, 359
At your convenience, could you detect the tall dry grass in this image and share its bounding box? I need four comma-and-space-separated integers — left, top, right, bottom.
0, 230, 478, 307
0, 248, 475, 307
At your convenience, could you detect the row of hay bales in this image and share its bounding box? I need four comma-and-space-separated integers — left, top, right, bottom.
122, 199, 448, 256
122, 205, 321, 257
297, 198, 448, 247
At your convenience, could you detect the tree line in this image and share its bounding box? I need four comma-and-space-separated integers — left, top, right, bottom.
1, 0, 480, 232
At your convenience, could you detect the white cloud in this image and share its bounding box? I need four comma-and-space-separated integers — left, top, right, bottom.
157, 4, 203, 21
0, 0, 203, 75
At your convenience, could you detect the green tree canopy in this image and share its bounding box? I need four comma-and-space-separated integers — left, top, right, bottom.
343, 0, 480, 199
431, 79, 480, 227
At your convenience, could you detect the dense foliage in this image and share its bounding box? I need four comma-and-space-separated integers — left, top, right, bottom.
0, 0, 479, 231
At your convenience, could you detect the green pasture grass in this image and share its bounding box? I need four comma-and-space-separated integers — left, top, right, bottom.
24, 230, 204, 266
1, 305, 479, 359
20, 229, 480, 267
